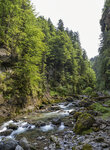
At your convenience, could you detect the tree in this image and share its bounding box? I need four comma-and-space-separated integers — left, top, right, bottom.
57, 19, 64, 31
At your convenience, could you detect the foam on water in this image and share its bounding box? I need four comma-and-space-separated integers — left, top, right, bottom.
0, 120, 14, 133
58, 122, 65, 131
0, 102, 74, 141
0, 120, 35, 141
40, 124, 54, 132
58, 103, 73, 109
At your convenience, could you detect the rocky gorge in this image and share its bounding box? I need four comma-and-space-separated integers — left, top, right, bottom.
0, 95, 110, 150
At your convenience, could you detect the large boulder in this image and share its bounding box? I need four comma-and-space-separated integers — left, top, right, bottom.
0, 139, 18, 150
74, 113, 95, 134
19, 137, 30, 150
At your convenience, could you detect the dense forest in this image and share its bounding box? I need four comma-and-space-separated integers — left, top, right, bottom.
0, 0, 96, 107
91, 0, 110, 92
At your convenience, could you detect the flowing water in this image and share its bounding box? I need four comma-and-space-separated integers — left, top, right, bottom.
0, 102, 75, 142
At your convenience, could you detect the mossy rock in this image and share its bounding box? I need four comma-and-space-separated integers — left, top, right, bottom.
73, 112, 82, 121
82, 144, 92, 150
74, 113, 95, 134
82, 128, 93, 135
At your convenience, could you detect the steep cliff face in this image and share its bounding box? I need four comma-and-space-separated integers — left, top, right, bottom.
91, 1, 110, 90
100, 8, 110, 32
97, 1, 110, 90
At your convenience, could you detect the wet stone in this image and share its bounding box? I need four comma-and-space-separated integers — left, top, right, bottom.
7, 124, 18, 130
1, 139, 18, 150
34, 121, 46, 127
52, 118, 61, 125
0, 129, 13, 136
19, 137, 30, 150
15, 145, 24, 150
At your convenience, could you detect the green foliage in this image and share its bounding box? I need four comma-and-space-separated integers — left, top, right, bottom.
91, 102, 109, 113
105, 99, 110, 106
82, 87, 93, 95
0, 0, 96, 106
0, 73, 6, 94
93, 0, 110, 91
91, 100, 110, 119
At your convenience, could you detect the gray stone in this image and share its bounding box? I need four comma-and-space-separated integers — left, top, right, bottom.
50, 135, 59, 143
15, 145, 24, 150
0, 142, 4, 150
19, 137, 30, 150
52, 118, 61, 125
100, 124, 106, 130
35, 121, 46, 127
101, 143, 109, 148
2, 139, 18, 150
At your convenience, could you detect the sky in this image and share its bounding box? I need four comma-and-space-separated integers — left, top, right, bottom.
31, 0, 105, 59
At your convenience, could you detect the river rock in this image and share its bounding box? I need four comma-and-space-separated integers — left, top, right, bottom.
7, 123, 18, 130
52, 118, 61, 125
0, 142, 4, 150
49, 106, 60, 111
0, 129, 13, 136
100, 124, 107, 130
35, 121, 46, 127
19, 137, 30, 150
50, 135, 59, 143
65, 97, 74, 102
0, 139, 18, 150
15, 145, 24, 150
74, 113, 95, 134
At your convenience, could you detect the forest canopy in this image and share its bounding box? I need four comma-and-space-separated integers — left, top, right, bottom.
0, 0, 96, 106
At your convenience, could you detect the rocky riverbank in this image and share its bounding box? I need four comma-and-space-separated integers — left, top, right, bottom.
0, 96, 110, 150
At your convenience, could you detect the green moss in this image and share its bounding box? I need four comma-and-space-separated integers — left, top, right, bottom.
72, 147, 76, 150
82, 128, 93, 135
91, 102, 110, 119
104, 99, 110, 107
74, 113, 95, 134
73, 112, 82, 120
82, 144, 92, 150
91, 102, 109, 113
92, 127, 100, 132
